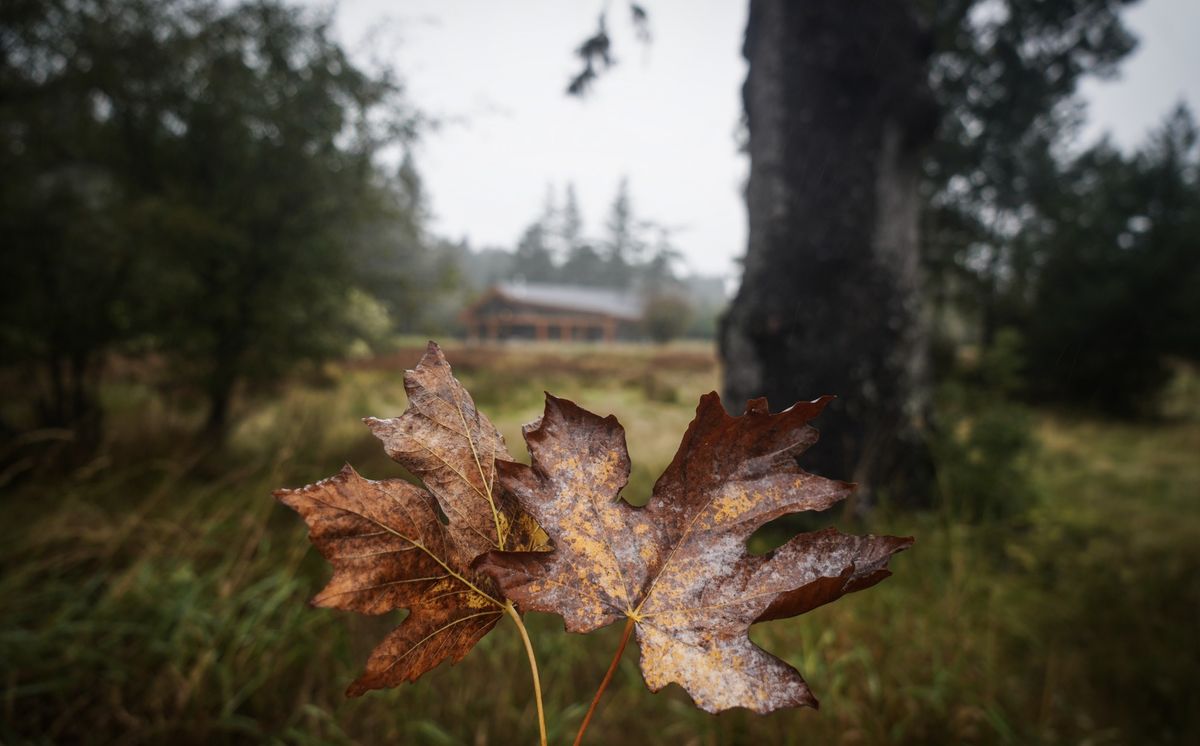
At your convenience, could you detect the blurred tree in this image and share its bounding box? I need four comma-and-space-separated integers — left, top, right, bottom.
719, 0, 1137, 501
455, 243, 515, 288
1024, 105, 1200, 415
127, 1, 417, 441
558, 182, 589, 269
599, 176, 644, 287
351, 158, 459, 337
718, 0, 938, 501
0, 168, 139, 444
503, 178, 699, 293
639, 226, 684, 292
571, 0, 1138, 501
511, 222, 558, 282
924, 0, 1137, 351
394, 150, 426, 220
0, 0, 421, 443
641, 294, 692, 344
0, 0, 173, 442
561, 243, 606, 283
508, 184, 565, 282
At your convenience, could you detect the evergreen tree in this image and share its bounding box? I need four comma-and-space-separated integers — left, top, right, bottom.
511, 222, 558, 282
640, 227, 684, 293
600, 177, 643, 287
1024, 105, 1200, 414
924, 0, 1137, 349
557, 182, 592, 282
560, 183, 585, 255
561, 182, 609, 284
561, 243, 607, 283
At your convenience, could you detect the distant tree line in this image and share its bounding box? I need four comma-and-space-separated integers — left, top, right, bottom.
446, 178, 730, 342
504, 178, 685, 293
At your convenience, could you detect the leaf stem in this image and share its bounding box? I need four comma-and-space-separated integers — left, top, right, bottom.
573, 616, 635, 746
504, 601, 547, 746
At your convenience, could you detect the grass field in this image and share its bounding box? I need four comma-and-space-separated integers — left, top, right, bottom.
2, 342, 1197, 745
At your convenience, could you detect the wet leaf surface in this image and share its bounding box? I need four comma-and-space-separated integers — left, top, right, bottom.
478, 392, 913, 713
276, 342, 544, 694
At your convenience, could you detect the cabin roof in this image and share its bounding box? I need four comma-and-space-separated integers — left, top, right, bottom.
478, 282, 644, 321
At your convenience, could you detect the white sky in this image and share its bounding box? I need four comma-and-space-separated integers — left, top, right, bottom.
317, 0, 1199, 280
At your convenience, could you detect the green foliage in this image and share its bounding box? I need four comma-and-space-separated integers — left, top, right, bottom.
933, 384, 1038, 526
0, 0, 428, 440
1024, 107, 1200, 414
641, 293, 693, 344
561, 243, 607, 282
2, 345, 1197, 744
932, 329, 1037, 525
977, 327, 1028, 396
918, 0, 1178, 419
921, 0, 1200, 419
0, 166, 138, 437
924, 0, 1138, 339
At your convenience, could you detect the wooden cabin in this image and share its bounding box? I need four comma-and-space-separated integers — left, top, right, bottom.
461, 282, 645, 342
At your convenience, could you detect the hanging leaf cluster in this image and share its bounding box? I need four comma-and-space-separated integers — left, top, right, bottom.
276, 341, 912, 733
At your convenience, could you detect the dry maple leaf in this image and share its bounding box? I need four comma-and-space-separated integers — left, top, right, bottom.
275, 342, 545, 695
276, 466, 505, 695
363, 344, 546, 556
477, 392, 914, 714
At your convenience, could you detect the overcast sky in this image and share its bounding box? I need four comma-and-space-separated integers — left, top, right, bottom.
318, 0, 1200, 279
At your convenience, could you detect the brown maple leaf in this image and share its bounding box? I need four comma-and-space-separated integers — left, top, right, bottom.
477, 392, 913, 714
275, 342, 544, 695
363, 342, 546, 555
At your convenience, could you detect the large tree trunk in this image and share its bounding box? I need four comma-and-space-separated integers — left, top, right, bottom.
720, 0, 937, 505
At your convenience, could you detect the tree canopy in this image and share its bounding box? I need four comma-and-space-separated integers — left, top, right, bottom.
1, 0, 424, 440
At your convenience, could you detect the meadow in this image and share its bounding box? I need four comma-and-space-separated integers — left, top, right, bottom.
2, 342, 1197, 745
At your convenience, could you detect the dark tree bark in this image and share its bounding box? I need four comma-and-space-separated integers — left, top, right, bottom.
201, 328, 246, 446
202, 376, 234, 444
720, 0, 937, 505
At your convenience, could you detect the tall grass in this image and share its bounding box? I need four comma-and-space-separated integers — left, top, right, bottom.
2, 343, 1197, 745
